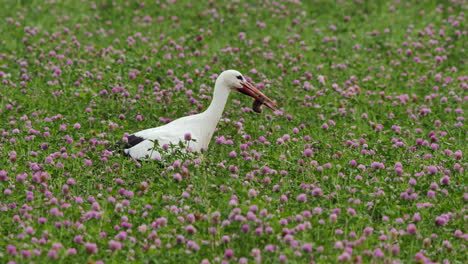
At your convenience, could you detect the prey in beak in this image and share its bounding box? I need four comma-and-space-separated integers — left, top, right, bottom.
237, 82, 277, 113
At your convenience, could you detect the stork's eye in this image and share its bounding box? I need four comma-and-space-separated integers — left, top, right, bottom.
236, 75, 243, 80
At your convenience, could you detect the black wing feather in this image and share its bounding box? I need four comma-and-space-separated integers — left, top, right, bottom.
112, 135, 146, 156
125, 135, 146, 149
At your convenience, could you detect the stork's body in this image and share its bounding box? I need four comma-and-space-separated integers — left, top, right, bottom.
122, 70, 277, 160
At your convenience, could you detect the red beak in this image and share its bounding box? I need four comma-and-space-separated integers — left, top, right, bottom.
237, 82, 278, 111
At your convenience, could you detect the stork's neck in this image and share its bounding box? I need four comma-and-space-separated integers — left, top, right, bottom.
202, 81, 230, 123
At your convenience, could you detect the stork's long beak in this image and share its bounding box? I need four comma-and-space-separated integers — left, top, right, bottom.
237, 82, 278, 111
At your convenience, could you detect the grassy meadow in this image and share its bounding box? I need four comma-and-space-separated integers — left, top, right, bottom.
0, 0, 466, 263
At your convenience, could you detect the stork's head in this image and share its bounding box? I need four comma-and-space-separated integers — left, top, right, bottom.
218, 69, 277, 111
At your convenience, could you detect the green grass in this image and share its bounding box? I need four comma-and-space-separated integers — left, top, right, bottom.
0, 0, 466, 263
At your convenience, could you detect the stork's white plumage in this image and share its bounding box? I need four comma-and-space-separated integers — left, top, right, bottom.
121, 70, 277, 160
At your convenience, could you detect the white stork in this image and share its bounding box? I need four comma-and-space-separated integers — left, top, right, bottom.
120, 70, 277, 160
